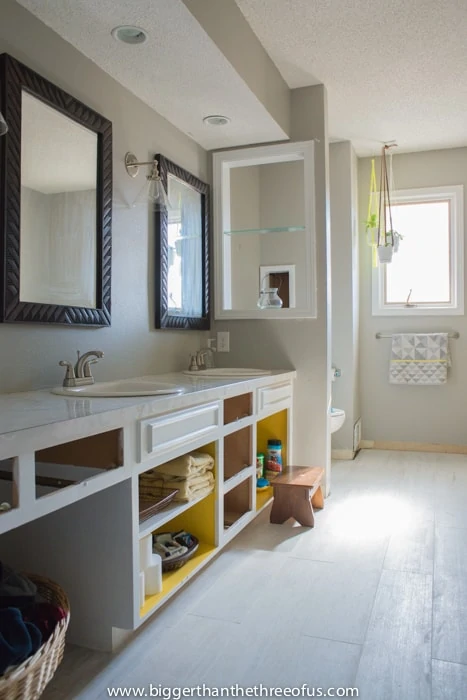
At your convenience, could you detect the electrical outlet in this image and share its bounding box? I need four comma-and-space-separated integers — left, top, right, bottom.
217, 331, 230, 352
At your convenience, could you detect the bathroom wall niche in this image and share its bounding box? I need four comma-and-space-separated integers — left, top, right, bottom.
213, 141, 316, 320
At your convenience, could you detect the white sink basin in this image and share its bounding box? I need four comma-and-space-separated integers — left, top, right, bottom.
52, 379, 184, 398
183, 368, 271, 378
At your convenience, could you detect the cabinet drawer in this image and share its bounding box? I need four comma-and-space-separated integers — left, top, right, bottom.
138, 402, 220, 462
257, 382, 293, 414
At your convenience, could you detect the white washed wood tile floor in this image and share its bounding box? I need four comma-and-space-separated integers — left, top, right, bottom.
42, 450, 467, 700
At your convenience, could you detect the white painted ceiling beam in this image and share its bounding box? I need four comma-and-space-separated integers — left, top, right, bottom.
182, 0, 290, 139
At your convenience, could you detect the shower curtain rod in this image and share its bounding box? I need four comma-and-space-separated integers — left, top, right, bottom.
375, 331, 460, 339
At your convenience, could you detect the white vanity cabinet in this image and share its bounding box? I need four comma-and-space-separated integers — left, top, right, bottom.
0, 371, 294, 651
213, 141, 317, 320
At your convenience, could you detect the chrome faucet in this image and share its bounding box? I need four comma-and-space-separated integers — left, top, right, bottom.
59, 350, 104, 387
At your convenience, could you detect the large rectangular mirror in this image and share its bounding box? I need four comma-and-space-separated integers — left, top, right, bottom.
0, 53, 112, 325
155, 154, 210, 330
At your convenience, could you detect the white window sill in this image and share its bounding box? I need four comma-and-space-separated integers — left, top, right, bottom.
373, 305, 464, 316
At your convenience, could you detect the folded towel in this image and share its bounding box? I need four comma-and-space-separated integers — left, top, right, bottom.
153, 452, 214, 478
166, 472, 214, 502
389, 333, 451, 385
139, 466, 210, 491
173, 483, 214, 503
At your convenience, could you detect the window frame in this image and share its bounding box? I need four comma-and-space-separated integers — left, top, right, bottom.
372, 185, 464, 316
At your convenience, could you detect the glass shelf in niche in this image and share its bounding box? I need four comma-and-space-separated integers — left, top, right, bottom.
223, 226, 306, 236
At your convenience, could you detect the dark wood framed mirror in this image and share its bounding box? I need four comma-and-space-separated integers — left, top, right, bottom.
155, 154, 210, 330
0, 53, 112, 326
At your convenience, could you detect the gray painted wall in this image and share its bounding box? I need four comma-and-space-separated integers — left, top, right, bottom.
330, 142, 360, 452
358, 147, 467, 444
0, 0, 208, 393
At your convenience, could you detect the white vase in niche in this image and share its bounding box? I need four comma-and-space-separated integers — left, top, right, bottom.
377, 245, 393, 264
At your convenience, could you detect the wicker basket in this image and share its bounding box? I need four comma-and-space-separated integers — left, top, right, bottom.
154, 532, 200, 572
0, 574, 70, 700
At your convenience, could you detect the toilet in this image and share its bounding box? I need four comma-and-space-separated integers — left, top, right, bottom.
330, 407, 345, 433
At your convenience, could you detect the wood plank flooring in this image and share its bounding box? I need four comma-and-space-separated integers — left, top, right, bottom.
42, 450, 467, 699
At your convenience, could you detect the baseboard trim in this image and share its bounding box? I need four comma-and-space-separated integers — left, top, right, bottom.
331, 448, 356, 460
359, 440, 467, 455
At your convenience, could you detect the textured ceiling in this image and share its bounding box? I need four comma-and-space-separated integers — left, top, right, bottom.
16, 0, 287, 150
235, 0, 467, 155
16, 0, 467, 156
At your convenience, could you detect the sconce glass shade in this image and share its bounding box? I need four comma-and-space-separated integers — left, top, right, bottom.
257, 287, 283, 309
0, 111, 8, 136
131, 172, 170, 211
147, 175, 170, 210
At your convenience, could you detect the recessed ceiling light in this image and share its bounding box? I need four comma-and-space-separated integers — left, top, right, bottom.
203, 115, 231, 126
111, 25, 148, 45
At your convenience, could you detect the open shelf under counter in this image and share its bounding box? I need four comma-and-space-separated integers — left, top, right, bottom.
223, 465, 254, 494
223, 426, 252, 482
223, 477, 253, 531
256, 485, 274, 512
223, 393, 253, 426
139, 491, 213, 540
139, 541, 217, 620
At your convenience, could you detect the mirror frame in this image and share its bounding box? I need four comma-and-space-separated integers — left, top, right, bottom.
155, 154, 210, 330
0, 53, 112, 326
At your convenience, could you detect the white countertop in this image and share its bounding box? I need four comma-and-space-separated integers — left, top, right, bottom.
0, 370, 296, 439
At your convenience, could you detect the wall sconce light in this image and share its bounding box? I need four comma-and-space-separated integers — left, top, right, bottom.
124, 152, 169, 210
257, 275, 283, 309
0, 111, 8, 136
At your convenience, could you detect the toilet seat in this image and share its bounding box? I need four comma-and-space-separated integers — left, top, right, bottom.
330, 407, 346, 433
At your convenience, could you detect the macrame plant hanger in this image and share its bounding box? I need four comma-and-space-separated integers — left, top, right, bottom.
366, 158, 379, 267
377, 144, 395, 248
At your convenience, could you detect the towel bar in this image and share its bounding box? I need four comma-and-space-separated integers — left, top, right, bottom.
375, 331, 460, 339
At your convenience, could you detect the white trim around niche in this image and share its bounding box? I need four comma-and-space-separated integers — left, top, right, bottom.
213, 141, 316, 320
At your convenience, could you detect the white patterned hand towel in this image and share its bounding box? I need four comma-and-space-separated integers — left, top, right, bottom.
389, 333, 451, 385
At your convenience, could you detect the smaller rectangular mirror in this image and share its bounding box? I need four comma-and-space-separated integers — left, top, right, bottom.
155, 155, 210, 330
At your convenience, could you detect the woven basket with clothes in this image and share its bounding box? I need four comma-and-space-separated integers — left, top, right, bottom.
0, 573, 70, 700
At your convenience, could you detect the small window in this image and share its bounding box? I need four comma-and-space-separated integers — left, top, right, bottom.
372, 185, 464, 315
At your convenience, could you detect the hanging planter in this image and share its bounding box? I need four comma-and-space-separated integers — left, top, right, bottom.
376, 145, 400, 264
377, 243, 393, 264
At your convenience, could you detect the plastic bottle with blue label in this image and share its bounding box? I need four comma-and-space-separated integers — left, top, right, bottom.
266, 439, 282, 479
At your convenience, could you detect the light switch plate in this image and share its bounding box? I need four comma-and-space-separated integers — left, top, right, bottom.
217, 331, 230, 352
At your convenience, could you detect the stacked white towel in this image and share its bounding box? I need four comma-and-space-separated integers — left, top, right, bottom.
140, 452, 215, 502
389, 333, 451, 385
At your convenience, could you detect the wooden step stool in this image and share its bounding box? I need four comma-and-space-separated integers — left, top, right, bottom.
270, 466, 324, 527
